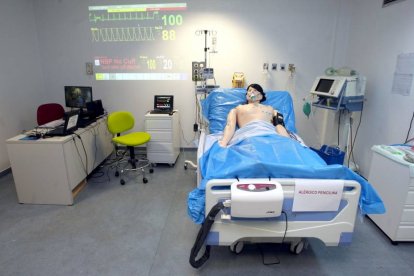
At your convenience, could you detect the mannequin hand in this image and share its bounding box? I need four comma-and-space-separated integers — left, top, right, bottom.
218, 140, 227, 147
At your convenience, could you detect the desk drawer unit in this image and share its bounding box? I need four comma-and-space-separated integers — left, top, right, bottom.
145, 112, 180, 165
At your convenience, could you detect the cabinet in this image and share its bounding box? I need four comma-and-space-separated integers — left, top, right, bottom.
6, 117, 113, 205
367, 145, 414, 243
145, 111, 180, 165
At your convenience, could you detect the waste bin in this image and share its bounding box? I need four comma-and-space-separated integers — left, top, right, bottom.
311, 145, 345, 165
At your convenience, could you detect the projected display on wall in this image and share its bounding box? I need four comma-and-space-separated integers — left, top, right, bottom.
89, 3, 188, 81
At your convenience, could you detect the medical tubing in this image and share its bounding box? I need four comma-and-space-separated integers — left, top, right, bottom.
189, 202, 224, 268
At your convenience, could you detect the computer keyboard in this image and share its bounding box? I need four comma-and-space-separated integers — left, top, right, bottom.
39, 119, 64, 128
150, 110, 172, 114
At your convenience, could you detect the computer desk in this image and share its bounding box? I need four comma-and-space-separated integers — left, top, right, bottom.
6, 116, 113, 205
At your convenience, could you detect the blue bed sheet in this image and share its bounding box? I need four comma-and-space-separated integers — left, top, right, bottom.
202, 89, 297, 134
188, 133, 385, 224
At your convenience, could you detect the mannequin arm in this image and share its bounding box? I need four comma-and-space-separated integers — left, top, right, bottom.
219, 108, 237, 147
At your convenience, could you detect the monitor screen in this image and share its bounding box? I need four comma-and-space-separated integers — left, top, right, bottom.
65, 86, 93, 108
154, 95, 174, 111
315, 79, 334, 93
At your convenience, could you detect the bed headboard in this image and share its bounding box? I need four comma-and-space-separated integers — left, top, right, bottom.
201, 88, 296, 134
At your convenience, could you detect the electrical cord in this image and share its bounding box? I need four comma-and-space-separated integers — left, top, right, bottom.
337, 110, 341, 147
89, 126, 98, 169
73, 133, 88, 175
281, 210, 288, 245
348, 103, 364, 168
257, 210, 288, 266
348, 118, 353, 167
178, 116, 196, 146
404, 111, 414, 143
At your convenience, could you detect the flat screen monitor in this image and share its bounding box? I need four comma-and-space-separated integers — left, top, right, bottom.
310, 76, 346, 98
64, 86, 93, 108
315, 79, 334, 93
154, 95, 174, 112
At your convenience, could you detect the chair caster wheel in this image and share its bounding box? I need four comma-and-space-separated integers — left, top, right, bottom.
120, 179, 125, 185
149, 168, 154, 173
115, 171, 119, 177
143, 178, 148, 184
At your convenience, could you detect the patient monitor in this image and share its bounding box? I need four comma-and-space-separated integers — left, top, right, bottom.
310, 75, 366, 111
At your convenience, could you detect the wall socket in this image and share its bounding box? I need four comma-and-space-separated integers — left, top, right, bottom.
263, 63, 269, 70
271, 63, 277, 70
280, 63, 286, 71
86, 62, 94, 75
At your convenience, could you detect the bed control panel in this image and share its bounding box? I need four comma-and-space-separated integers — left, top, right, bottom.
231, 180, 284, 218
236, 183, 276, 192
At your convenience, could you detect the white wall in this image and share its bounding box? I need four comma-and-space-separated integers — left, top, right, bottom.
0, 0, 45, 172
5, 0, 401, 176
30, 0, 347, 146
346, 0, 414, 175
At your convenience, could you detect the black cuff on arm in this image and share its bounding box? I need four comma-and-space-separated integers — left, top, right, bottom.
273, 113, 285, 127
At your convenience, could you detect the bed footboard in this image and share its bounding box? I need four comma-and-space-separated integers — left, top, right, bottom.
205, 178, 361, 247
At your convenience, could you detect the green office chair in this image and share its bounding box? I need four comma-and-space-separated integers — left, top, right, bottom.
107, 111, 153, 185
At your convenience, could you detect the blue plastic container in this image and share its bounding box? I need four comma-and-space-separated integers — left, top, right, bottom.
311, 145, 345, 165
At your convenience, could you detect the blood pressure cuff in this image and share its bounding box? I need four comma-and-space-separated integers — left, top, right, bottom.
273, 113, 285, 127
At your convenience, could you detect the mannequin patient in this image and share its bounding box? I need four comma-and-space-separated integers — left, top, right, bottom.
218, 83, 290, 147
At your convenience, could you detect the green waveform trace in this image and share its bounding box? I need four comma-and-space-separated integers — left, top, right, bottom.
89, 11, 159, 23
91, 27, 159, 42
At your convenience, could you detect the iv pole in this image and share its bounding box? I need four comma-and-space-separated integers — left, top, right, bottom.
203, 30, 209, 66
184, 30, 215, 171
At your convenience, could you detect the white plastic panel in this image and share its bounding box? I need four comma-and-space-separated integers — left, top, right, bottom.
401, 209, 414, 222
145, 119, 171, 130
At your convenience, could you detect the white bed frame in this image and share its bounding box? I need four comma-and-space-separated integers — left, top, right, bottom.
195, 121, 362, 252
204, 178, 361, 253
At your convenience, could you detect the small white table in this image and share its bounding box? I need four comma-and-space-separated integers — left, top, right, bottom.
6, 117, 113, 205
367, 145, 414, 243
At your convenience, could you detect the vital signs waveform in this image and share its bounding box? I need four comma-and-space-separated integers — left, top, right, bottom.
89, 11, 159, 23
91, 27, 157, 42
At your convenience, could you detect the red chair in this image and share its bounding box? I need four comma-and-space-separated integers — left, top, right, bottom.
37, 103, 65, 125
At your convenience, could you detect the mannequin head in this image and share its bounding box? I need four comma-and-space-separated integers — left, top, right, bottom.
246, 83, 266, 103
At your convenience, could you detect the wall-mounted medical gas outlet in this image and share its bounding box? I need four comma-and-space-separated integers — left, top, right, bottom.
263, 63, 269, 71
280, 63, 286, 71
288, 64, 296, 73
271, 63, 277, 71
192, 61, 206, 81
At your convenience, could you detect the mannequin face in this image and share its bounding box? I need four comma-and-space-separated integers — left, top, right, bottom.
246, 87, 263, 103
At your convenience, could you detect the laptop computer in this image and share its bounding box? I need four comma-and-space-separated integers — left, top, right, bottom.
151, 95, 174, 114
86, 99, 105, 120
46, 110, 79, 136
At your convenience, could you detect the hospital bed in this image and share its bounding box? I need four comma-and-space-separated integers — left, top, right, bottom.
188, 89, 385, 268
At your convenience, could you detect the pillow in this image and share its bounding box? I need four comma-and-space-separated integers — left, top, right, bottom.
201, 88, 296, 134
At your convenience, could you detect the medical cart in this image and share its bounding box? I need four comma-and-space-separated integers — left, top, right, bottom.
367, 145, 414, 244
145, 111, 180, 166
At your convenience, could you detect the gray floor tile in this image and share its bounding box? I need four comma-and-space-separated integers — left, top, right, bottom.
0, 150, 413, 276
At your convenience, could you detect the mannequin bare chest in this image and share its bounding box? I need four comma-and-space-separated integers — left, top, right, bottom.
236, 103, 274, 128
